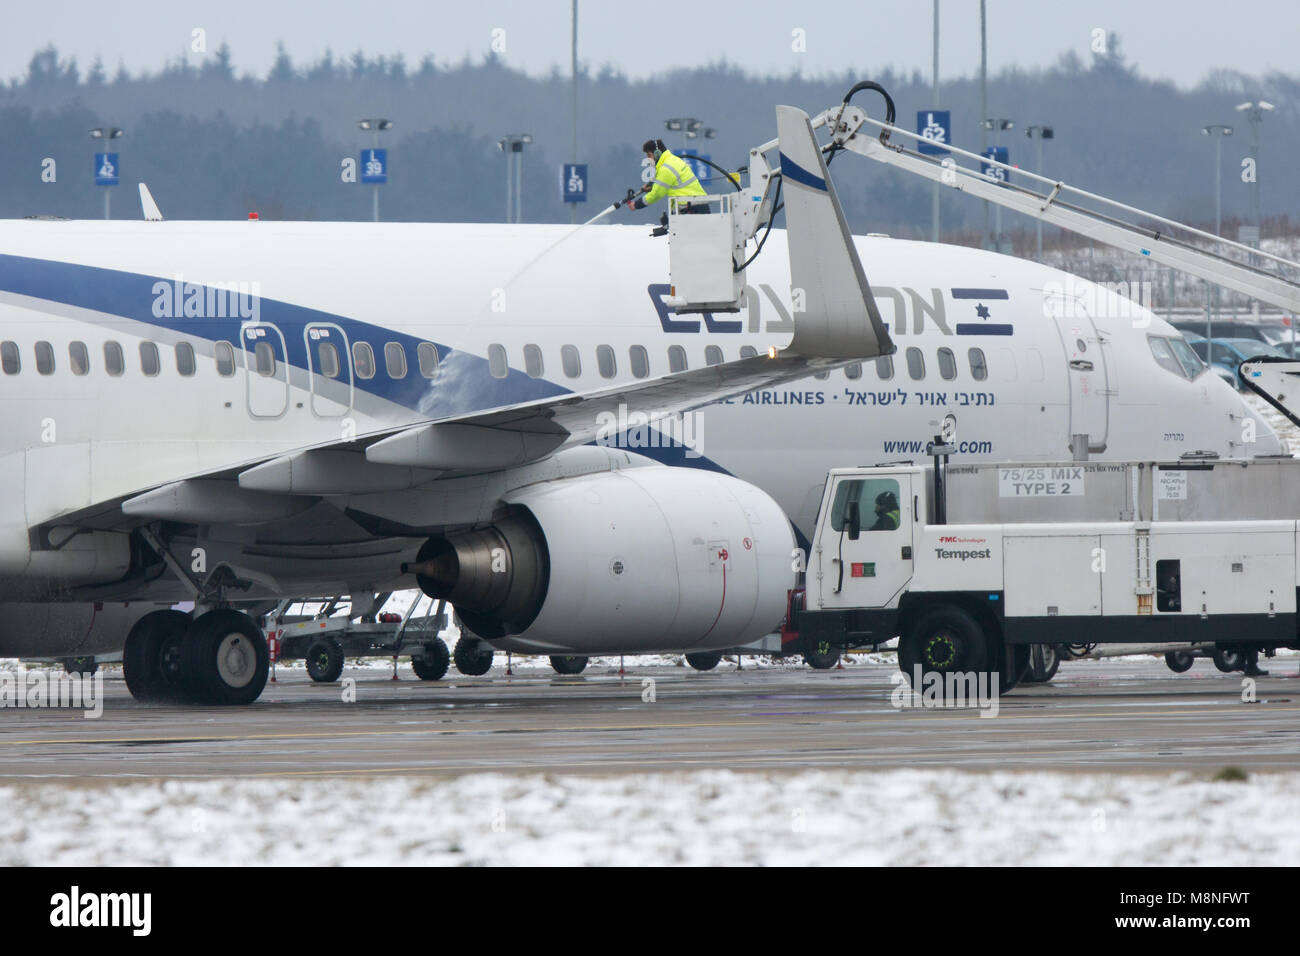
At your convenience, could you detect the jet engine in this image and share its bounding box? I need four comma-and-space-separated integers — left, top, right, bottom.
404, 467, 794, 654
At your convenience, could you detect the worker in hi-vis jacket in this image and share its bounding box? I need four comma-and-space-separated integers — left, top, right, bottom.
625, 139, 708, 213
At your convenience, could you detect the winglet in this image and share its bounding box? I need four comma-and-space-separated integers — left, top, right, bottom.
138, 183, 164, 221
775, 105, 892, 360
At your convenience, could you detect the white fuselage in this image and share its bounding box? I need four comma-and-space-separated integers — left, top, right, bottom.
0, 220, 1278, 601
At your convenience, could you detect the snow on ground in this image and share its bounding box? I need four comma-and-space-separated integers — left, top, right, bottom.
3, 769, 1295, 866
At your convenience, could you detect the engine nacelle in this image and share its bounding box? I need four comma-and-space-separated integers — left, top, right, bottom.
405, 468, 794, 654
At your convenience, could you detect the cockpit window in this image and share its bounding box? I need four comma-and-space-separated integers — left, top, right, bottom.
1168, 336, 1205, 379
1148, 335, 1193, 380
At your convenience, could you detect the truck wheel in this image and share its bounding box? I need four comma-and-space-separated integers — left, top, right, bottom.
1213, 647, 1244, 673
306, 639, 345, 683
685, 651, 723, 671
1023, 644, 1060, 683
1165, 650, 1195, 673
411, 639, 450, 680
803, 639, 841, 670
453, 636, 495, 676
899, 606, 989, 693
182, 609, 270, 705
549, 655, 589, 675
123, 609, 192, 702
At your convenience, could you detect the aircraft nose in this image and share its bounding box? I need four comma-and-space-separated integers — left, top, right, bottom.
1246, 407, 1287, 456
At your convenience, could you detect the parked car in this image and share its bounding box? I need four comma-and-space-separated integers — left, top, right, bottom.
1185, 335, 1290, 389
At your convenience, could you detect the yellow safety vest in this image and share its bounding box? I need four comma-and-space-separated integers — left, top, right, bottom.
643, 149, 707, 206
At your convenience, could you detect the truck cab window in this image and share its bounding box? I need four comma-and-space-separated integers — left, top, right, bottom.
830, 478, 902, 533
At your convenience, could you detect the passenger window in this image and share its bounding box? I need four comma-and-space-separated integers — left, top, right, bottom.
739, 345, 758, 359
937, 347, 957, 380
384, 342, 407, 379
997, 347, 1018, 382
35, 341, 55, 375
830, 478, 902, 533
561, 344, 581, 378
845, 362, 862, 380
668, 345, 687, 372
214, 341, 236, 377
1, 341, 19, 375
875, 355, 894, 380
417, 342, 439, 378
104, 341, 124, 377
523, 344, 544, 378
968, 347, 988, 381
139, 342, 160, 377
488, 344, 509, 379
1147, 336, 1187, 378
814, 370, 829, 380
597, 344, 616, 379
352, 342, 375, 380
69, 341, 90, 376
905, 347, 925, 380
629, 345, 649, 379
175, 341, 196, 377
254, 341, 276, 377
317, 342, 340, 379
705, 345, 723, 367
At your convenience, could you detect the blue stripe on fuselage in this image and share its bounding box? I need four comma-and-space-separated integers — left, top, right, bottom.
0, 253, 570, 417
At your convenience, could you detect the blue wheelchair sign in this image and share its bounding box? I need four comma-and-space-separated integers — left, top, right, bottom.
916, 111, 951, 155
981, 146, 1009, 183
562, 163, 588, 203
94, 153, 119, 186
360, 148, 387, 184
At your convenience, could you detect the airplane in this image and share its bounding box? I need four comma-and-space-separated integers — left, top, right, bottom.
0, 109, 1280, 703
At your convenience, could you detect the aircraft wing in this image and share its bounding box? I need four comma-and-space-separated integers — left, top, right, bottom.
53, 348, 870, 530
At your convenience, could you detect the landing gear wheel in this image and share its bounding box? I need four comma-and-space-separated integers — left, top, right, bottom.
685, 651, 723, 671
1022, 644, 1060, 684
63, 656, 98, 676
182, 609, 270, 705
549, 655, 589, 675
898, 605, 990, 699
411, 639, 451, 680
453, 636, 494, 676
1213, 647, 1244, 673
803, 639, 841, 670
1165, 650, 1195, 673
122, 609, 192, 702
306, 639, 345, 683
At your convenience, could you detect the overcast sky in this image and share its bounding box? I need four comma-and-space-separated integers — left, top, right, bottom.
3, 0, 1293, 88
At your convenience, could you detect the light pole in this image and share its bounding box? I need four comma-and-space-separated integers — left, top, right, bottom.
1234, 100, 1273, 241
570, 0, 579, 224
982, 118, 1013, 251
978, 0, 988, 246
89, 126, 123, 220
357, 118, 393, 222
1025, 125, 1053, 260
1202, 123, 1233, 348
931, 0, 941, 242
663, 117, 701, 154
497, 134, 533, 223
